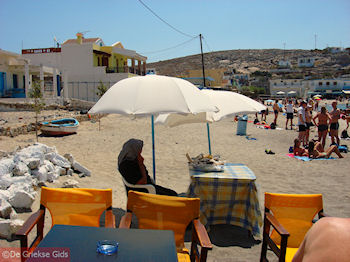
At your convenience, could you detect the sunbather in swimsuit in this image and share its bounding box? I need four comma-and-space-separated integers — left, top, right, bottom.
293, 138, 308, 156
308, 141, 344, 159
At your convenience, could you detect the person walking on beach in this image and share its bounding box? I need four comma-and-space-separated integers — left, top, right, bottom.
118, 138, 177, 196
285, 100, 294, 130
273, 100, 279, 125
329, 101, 341, 146
297, 101, 307, 146
312, 106, 331, 148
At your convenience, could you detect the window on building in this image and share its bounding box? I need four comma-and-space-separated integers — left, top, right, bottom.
319, 82, 322, 86
333, 82, 337, 86
307, 59, 311, 63
23, 76, 25, 89
98, 57, 101, 66
326, 82, 330, 86
274, 83, 276, 86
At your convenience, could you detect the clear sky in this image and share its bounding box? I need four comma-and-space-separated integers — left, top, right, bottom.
1, 0, 349, 63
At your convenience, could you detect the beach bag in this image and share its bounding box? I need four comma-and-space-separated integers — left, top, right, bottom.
341, 129, 349, 138
338, 145, 348, 153
270, 123, 276, 129
254, 118, 259, 124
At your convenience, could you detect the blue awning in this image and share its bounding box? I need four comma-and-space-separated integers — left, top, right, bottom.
182, 77, 215, 82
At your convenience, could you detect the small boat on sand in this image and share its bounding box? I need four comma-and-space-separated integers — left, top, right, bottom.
40, 118, 79, 136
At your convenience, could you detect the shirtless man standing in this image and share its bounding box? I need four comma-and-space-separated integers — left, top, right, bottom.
312, 106, 331, 148
329, 101, 341, 145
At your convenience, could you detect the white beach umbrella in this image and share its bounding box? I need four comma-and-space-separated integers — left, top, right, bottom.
288, 91, 297, 97
155, 90, 266, 154
89, 75, 215, 115
88, 75, 217, 180
276, 91, 285, 95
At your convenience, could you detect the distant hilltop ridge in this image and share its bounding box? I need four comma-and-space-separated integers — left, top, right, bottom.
148, 48, 350, 78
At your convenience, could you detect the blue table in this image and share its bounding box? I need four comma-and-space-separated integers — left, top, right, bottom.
27, 225, 178, 262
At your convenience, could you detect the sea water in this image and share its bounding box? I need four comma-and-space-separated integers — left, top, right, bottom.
318, 104, 349, 112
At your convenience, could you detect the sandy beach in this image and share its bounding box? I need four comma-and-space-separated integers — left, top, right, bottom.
1, 106, 350, 262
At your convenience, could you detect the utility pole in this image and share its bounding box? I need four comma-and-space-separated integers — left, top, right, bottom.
314, 34, 317, 50
199, 34, 206, 88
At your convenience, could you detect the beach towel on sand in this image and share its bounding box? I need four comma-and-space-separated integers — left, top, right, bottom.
286, 153, 335, 161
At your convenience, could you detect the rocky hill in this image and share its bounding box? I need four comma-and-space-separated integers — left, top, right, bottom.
147, 49, 350, 78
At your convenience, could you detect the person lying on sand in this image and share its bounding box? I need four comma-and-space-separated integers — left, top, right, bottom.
308, 141, 344, 159
293, 138, 308, 156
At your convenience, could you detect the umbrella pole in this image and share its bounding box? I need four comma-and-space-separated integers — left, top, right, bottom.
206, 122, 212, 155
151, 115, 156, 182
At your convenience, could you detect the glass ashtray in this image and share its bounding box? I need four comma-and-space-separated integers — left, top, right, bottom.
96, 240, 119, 255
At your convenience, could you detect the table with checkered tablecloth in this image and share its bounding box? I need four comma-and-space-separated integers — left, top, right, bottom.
187, 163, 262, 237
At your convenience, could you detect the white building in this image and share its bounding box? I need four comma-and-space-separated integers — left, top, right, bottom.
326, 47, 345, 54
270, 78, 350, 98
269, 79, 305, 97
22, 33, 147, 101
307, 79, 350, 97
278, 60, 291, 68
298, 57, 315, 67
0, 49, 58, 98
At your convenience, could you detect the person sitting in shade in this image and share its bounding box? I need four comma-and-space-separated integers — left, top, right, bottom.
118, 138, 177, 196
293, 138, 308, 156
308, 140, 344, 159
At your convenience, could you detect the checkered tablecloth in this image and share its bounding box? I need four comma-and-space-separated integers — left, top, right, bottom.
187, 163, 262, 237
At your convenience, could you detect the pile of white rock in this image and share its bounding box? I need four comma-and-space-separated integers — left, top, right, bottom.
0, 143, 91, 239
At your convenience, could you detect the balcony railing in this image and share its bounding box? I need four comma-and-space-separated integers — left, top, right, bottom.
106, 67, 145, 76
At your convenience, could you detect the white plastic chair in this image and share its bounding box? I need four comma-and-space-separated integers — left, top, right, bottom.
121, 177, 156, 194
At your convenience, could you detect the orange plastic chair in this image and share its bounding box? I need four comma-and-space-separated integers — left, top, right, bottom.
260, 193, 325, 262
119, 191, 212, 262
16, 187, 115, 261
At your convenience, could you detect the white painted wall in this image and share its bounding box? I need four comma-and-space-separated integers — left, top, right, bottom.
298, 57, 315, 67
269, 79, 305, 96
22, 52, 62, 69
